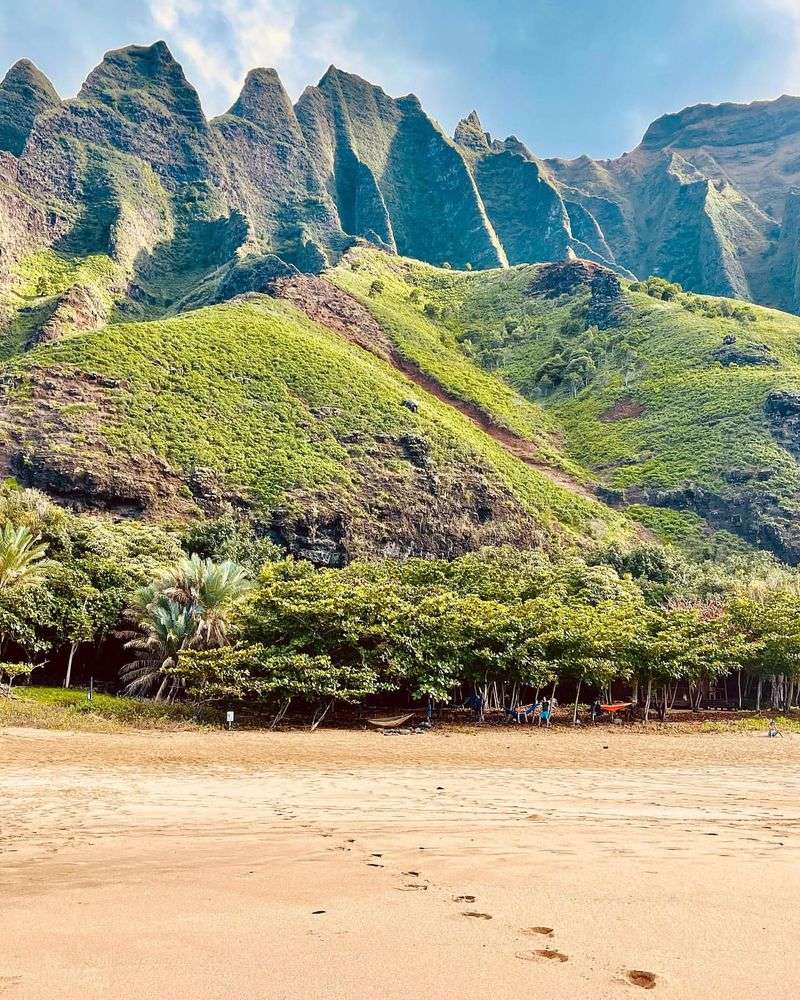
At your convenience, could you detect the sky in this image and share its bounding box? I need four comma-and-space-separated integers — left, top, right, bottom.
0, 0, 799, 159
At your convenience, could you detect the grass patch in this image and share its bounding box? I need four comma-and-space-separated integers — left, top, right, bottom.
700, 714, 800, 734
0, 686, 216, 732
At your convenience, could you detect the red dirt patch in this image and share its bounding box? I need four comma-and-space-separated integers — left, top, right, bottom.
273, 276, 597, 500
600, 396, 646, 422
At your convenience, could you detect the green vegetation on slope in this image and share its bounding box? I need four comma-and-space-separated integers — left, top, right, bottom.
2, 293, 629, 554
0, 249, 123, 359
329, 250, 800, 559
329, 248, 587, 477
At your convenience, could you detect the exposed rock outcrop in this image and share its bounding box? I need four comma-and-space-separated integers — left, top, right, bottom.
599, 483, 800, 564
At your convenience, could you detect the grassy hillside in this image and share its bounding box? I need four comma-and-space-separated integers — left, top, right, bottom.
0, 287, 631, 562
330, 250, 800, 560
7, 241, 800, 564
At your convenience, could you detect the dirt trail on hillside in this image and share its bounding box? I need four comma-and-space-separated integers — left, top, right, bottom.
2, 726, 799, 999
272, 275, 597, 500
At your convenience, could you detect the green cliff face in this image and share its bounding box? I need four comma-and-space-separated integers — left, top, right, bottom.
4, 42, 800, 314
295, 68, 506, 269
212, 68, 346, 270
545, 95, 800, 310
452, 112, 627, 273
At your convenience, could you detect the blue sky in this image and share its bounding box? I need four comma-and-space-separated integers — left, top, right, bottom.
0, 0, 798, 158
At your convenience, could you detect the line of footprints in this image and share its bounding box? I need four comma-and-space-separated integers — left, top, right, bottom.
312, 829, 658, 991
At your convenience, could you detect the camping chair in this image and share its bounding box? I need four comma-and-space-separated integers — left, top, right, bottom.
505, 702, 540, 724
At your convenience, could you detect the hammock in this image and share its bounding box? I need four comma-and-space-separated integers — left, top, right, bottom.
366, 713, 415, 729
600, 702, 633, 714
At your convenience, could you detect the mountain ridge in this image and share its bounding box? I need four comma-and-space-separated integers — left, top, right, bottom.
4, 40, 800, 322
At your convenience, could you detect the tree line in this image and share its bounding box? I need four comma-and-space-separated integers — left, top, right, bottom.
2, 486, 800, 723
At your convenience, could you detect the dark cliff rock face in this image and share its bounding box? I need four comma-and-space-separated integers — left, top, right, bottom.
712, 338, 778, 367
212, 68, 346, 267
586, 269, 630, 328
0, 60, 60, 156
472, 147, 572, 264
772, 191, 800, 313
765, 390, 800, 462
526, 258, 630, 327
599, 483, 800, 564
295, 68, 506, 269
75, 41, 226, 188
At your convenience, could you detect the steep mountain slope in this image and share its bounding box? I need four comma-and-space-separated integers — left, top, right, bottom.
330, 250, 800, 560
451, 111, 623, 272
3, 41, 800, 315
545, 96, 800, 310
295, 68, 506, 269
0, 254, 633, 563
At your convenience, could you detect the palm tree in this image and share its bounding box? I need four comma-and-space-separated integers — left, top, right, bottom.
119, 555, 249, 699
158, 554, 250, 646
120, 597, 200, 700
0, 524, 48, 591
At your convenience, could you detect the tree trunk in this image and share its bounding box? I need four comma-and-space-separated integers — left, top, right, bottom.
572, 676, 583, 726
310, 698, 333, 732
64, 641, 78, 689
644, 677, 653, 722
737, 669, 742, 710
756, 676, 763, 712
269, 699, 291, 730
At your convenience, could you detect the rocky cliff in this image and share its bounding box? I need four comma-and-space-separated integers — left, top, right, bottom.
3, 41, 800, 321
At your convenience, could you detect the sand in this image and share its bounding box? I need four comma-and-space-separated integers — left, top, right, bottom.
2, 726, 799, 999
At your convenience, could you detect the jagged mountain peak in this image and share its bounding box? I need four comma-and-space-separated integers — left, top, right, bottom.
225, 67, 293, 123
454, 110, 490, 150
1, 58, 59, 98
0, 57, 60, 155
315, 64, 423, 109
78, 40, 205, 125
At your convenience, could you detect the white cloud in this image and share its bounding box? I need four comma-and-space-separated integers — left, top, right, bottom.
146, 0, 441, 115
734, 0, 800, 94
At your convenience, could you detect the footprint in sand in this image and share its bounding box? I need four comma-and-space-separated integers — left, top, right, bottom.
453, 895, 476, 903
521, 926, 554, 937
627, 970, 657, 989
462, 911, 492, 920
516, 949, 568, 963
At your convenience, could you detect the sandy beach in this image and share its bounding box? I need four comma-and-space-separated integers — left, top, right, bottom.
2, 725, 799, 999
